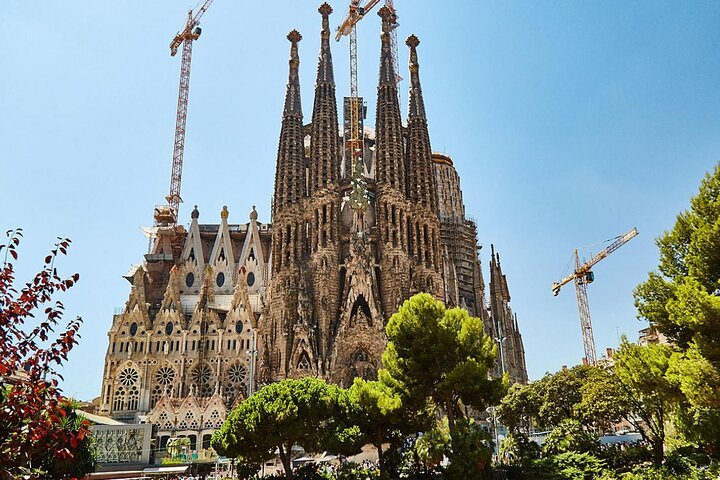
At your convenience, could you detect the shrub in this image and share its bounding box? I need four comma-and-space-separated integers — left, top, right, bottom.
543, 420, 600, 456
499, 432, 541, 467
539, 452, 607, 480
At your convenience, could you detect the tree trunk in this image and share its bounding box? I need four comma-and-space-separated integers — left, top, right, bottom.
278, 443, 293, 480
446, 399, 456, 434
651, 438, 664, 466
375, 441, 384, 471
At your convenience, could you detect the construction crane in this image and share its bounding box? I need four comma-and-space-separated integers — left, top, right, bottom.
155, 0, 215, 226
552, 227, 639, 365
385, 0, 402, 85
336, 0, 399, 190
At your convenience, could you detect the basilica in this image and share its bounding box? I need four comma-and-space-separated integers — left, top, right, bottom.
98, 3, 527, 450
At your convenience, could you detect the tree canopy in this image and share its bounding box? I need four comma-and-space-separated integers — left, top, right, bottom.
382, 293, 507, 432
212, 376, 341, 480
634, 163, 720, 456
382, 293, 506, 479
0, 230, 91, 479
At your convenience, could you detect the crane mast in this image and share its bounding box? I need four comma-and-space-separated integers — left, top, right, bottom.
336, 0, 398, 193
385, 0, 402, 84
155, 0, 214, 226
574, 248, 597, 364
552, 227, 639, 364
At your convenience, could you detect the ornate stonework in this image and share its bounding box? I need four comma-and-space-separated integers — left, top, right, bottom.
99, 206, 267, 428
99, 4, 528, 445
91, 424, 153, 465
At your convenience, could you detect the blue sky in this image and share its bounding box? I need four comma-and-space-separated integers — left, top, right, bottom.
2, 1, 719, 401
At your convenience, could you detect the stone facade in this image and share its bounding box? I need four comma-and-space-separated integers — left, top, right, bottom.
433, 153, 527, 383
98, 205, 268, 429
98, 2, 528, 442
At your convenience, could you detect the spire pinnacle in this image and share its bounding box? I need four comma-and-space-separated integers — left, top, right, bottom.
308, 3, 340, 192
405, 34, 436, 210
378, 5, 396, 34
406, 34, 420, 49
377, 6, 397, 86
316, 4, 334, 84
284, 30, 303, 115
274, 30, 306, 212
407, 34, 425, 118
318, 2, 333, 19
287, 29, 302, 44
375, 3, 404, 192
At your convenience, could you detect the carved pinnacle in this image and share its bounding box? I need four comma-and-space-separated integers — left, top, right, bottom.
406, 34, 420, 49
287, 29, 302, 44
318, 2, 333, 16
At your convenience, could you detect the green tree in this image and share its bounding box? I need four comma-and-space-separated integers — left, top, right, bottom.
634, 164, 720, 457
498, 381, 542, 433
607, 341, 681, 465
38, 403, 96, 479
382, 293, 506, 478
667, 346, 720, 455
498, 432, 540, 468
542, 419, 599, 456
444, 418, 494, 479
212, 377, 339, 480
577, 366, 630, 433
538, 365, 594, 428
414, 421, 451, 473
343, 378, 412, 474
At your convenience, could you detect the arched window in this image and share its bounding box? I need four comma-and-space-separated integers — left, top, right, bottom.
113, 386, 126, 411
150, 385, 164, 409
127, 386, 139, 410
353, 349, 369, 363
297, 352, 312, 371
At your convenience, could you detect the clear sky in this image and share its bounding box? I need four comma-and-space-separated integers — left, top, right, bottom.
2, 1, 719, 401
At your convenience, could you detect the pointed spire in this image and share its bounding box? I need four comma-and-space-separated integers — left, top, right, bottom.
378, 6, 398, 87
405, 34, 436, 211
274, 30, 306, 212
309, 3, 340, 192
490, 244, 500, 288
316, 3, 334, 85
407, 35, 425, 119
489, 245, 510, 302
375, 6, 405, 192
284, 30, 303, 115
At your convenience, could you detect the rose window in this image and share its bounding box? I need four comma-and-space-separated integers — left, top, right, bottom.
155, 366, 176, 386
117, 368, 139, 386
191, 364, 212, 385
227, 363, 247, 384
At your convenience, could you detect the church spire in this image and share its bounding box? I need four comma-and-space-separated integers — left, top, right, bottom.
374, 6, 405, 193
407, 35, 426, 119
309, 3, 340, 192
284, 30, 303, 115
405, 34, 436, 212
316, 3, 334, 85
273, 30, 306, 214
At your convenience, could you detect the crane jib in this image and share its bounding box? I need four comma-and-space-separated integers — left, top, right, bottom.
550, 227, 638, 365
